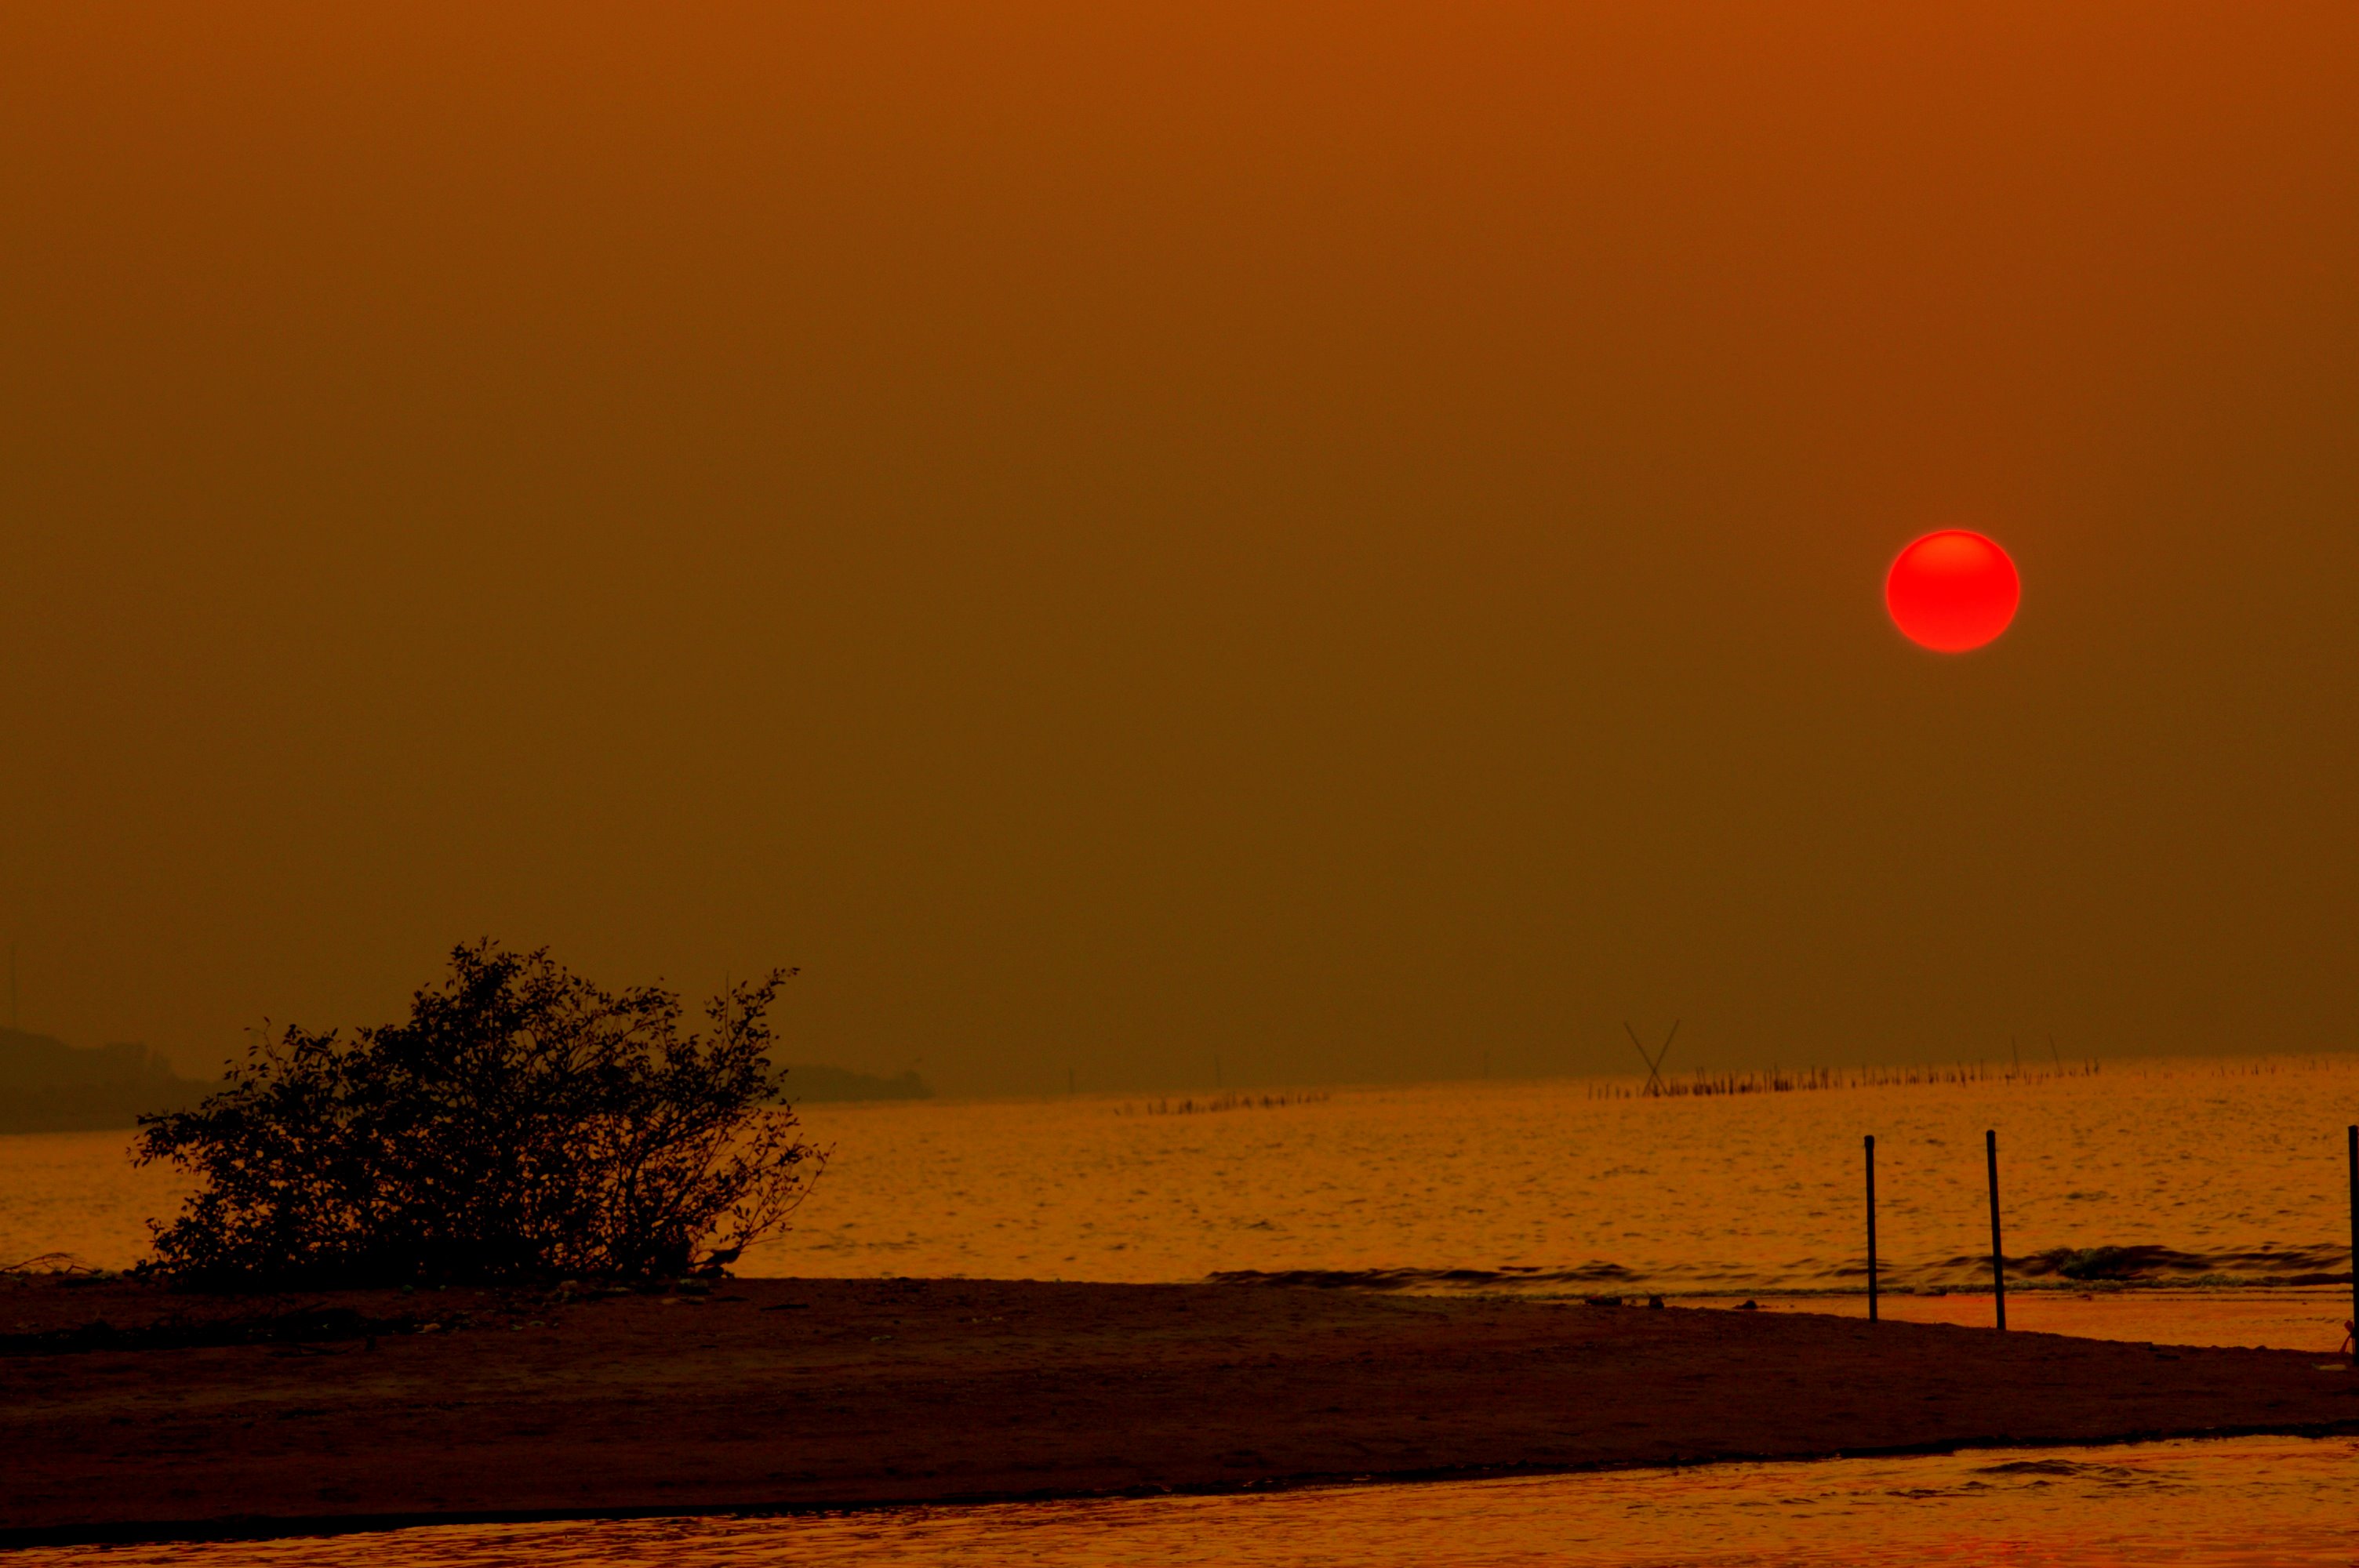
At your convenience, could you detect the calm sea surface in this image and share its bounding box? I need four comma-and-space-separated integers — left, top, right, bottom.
6, 1057, 2357, 1300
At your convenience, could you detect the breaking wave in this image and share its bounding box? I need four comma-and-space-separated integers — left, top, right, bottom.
1208, 1263, 1642, 1292
1209, 1243, 2353, 1296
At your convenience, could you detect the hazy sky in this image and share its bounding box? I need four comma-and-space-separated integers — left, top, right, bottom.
4, 3, 2354, 1094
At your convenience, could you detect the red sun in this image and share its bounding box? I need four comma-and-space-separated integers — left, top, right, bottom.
1885, 530, 2019, 652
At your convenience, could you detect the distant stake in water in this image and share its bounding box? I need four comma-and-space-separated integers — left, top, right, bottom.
2347, 1125, 2357, 1353
1864, 1134, 1878, 1323
1986, 1128, 2006, 1331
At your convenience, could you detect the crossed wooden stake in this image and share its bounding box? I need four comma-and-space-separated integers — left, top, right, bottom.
1625, 1019, 1679, 1095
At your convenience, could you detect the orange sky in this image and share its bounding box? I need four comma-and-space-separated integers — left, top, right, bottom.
3, 3, 2355, 1091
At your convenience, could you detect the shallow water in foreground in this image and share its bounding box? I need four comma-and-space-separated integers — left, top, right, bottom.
28, 1436, 2359, 1566
1701, 1285, 2356, 1354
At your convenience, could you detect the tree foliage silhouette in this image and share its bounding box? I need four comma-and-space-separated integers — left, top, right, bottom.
135, 942, 824, 1287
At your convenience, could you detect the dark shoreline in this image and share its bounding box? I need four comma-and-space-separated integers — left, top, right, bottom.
5, 1275, 2357, 1546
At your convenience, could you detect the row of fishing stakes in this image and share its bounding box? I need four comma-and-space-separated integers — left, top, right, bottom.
1862, 1129, 2073, 1330
1863, 1126, 2359, 1337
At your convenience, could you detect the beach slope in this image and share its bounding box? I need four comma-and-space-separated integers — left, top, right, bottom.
4, 1276, 2354, 1542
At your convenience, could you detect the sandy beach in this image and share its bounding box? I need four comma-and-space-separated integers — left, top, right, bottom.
5, 1273, 2355, 1544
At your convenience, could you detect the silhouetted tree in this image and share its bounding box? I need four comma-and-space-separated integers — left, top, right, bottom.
133, 942, 824, 1287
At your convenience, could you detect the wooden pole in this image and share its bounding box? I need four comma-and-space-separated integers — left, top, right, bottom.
1864, 1134, 1878, 1323
1986, 1128, 2006, 1331
2347, 1124, 2356, 1352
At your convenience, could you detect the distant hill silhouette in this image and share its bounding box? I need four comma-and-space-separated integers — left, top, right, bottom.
780, 1065, 932, 1103
0, 1029, 219, 1134
0, 1030, 921, 1129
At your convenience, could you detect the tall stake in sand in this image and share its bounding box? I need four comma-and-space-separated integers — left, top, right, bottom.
1864, 1134, 1878, 1323
1986, 1129, 2006, 1331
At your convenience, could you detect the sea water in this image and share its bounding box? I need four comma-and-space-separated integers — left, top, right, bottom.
765, 1060, 2359, 1299
6, 1058, 2356, 1304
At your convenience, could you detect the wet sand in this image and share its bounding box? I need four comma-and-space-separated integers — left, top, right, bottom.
1699, 1287, 2357, 1352
4, 1275, 2356, 1544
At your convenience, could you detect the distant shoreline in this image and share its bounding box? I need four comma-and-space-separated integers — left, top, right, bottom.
0, 1027, 220, 1135
0, 1080, 221, 1137
5, 1274, 2355, 1544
